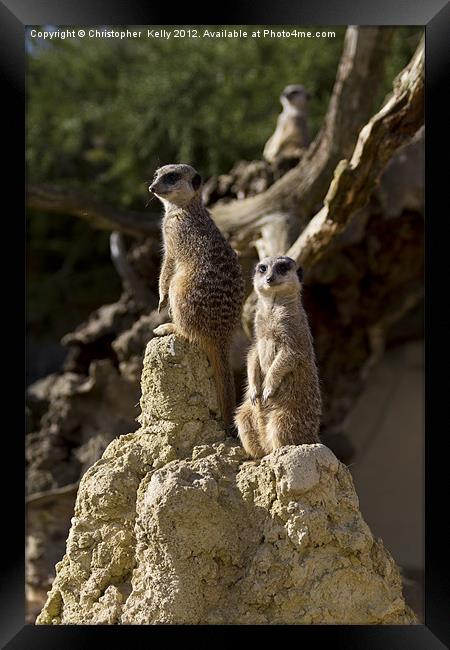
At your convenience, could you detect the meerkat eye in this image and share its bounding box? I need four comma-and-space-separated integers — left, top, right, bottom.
163, 172, 179, 184
258, 265, 267, 273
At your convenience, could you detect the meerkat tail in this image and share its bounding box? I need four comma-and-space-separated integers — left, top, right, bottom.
203, 339, 236, 428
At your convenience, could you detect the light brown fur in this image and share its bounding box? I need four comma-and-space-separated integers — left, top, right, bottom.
150, 164, 244, 428
235, 256, 321, 458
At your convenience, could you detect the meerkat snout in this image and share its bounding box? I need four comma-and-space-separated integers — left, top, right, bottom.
254, 256, 303, 295
149, 164, 203, 207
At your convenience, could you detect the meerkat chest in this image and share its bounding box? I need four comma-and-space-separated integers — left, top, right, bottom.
257, 337, 277, 373
255, 308, 297, 373
256, 319, 284, 372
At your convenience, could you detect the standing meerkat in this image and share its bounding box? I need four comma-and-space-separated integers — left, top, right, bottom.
235, 256, 321, 458
263, 84, 311, 164
149, 164, 244, 428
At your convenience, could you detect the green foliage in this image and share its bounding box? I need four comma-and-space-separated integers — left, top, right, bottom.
27, 212, 122, 339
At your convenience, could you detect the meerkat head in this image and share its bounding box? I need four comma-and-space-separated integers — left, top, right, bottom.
253, 256, 304, 298
149, 164, 203, 208
280, 84, 310, 113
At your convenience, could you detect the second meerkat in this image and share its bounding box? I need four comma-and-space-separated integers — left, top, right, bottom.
235, 256, 321, 458
149, 164, 244, 428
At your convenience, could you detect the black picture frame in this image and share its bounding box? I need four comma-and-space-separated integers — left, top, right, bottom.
7, 0, 450, 646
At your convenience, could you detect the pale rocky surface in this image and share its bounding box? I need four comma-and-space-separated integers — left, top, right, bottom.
36, 334, 416, 625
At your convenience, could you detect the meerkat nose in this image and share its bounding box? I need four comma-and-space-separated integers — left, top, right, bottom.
149, 183, 157, 193
266, 275, 275, 284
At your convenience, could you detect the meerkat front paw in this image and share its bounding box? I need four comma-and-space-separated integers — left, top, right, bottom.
249, 388, 261, 406
262, 385, 276, 403
153, 323, 177, 336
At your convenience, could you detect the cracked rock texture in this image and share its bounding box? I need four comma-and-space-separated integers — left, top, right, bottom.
36, 334, 416, 625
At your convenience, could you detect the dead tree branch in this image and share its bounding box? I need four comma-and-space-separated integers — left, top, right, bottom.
27, 184, 161, 238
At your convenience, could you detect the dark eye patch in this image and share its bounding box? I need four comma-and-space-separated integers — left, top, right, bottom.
275, 262, 290, 274
192, 173, 202, 190
163, 172, 180, 184
258, 264, 267, 273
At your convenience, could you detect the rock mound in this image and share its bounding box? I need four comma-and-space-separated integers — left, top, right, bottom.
36, 335, 416, 625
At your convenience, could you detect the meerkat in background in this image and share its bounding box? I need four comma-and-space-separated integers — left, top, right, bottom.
149, 163, 244, 428
263, 85, 311, 164
235, 256, 321, 458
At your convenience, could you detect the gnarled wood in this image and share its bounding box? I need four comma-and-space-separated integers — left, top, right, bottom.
27, 184, 161, 238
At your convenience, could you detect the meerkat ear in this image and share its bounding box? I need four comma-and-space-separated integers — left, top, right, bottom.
192, 173, 202, 191
296, 265, 304, 283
